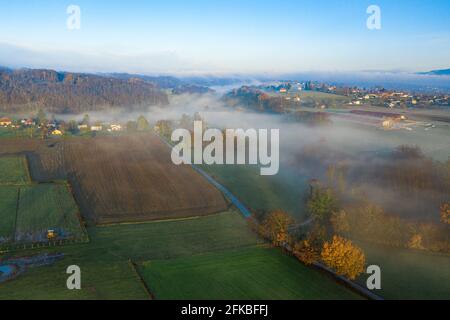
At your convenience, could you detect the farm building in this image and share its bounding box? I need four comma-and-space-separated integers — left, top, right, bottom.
21, 119, 36, 126
78, 124, 89, 130
0, 118, 12, 126
51, 129, 63, 136
110, 124, 122, 131
91, 125, 103, 132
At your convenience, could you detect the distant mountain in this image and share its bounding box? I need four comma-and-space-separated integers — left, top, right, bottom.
419, 69, 450, 76
0, 68, 169, 114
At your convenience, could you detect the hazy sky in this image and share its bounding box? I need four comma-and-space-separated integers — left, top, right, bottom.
0, 0, 449, 74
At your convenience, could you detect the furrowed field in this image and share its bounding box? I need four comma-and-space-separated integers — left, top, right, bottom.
64, 134, 228, 224
0, 135, 228, 224
137, 246, 362, 300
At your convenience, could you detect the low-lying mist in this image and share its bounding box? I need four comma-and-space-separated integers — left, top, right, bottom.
55, 91, 449, 224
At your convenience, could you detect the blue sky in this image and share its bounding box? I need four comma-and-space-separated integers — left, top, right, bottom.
0, 0, 449, 74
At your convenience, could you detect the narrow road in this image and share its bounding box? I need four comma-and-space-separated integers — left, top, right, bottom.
158, 134, 253, 218
190, 164, 252, 218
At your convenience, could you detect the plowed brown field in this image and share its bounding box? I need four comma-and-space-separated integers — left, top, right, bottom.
65, 134, 227, 224
0, 134, 228, 224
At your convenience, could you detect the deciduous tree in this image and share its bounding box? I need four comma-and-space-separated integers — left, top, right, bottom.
440, 203, 450, 225
321, 235, 365, 280
260, 210, 294, 247
408, 234, 424, 250
307, 187, 337, 222
137, 115, 150, 131
293, 240, 319, 265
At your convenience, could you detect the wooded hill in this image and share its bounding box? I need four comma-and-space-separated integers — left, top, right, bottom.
0, 68, 169, 113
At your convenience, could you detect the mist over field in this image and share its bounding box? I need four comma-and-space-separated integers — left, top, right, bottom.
53, 87, 449, 226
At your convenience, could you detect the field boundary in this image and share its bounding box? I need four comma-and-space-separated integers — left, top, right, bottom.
128, 259, 155, 300
64, 182, 90, 242
278, 242, 383, 300
0, 236, 90, 254
96, 209, 239, 228
0, 157, 90, 254
312, 262, 384, 301
95, 204, 228, 226
22, 155, 32, 184
12, 187, 20, 242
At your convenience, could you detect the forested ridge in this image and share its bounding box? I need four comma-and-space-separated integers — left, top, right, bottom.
0, 68, 169, 113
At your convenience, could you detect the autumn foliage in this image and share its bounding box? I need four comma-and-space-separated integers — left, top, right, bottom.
441, 203, 450, 225
321, 236, 366, 280
331, 203, 449, 252
259, 210, 294, 246
293, 240, 319, 265
408, 234, 424, 250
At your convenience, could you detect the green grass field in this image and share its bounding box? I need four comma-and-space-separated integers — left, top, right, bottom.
0, 156, 30, 184
15, 184, 84, 243
0, 211, 360, 300
298, 91, 349, 101
0, 155, 85, 246
0, 258, 148, 300
357, 242, 450, 300
0, 127, 40, 139
86, 211, 261, 261
0, 211, 261, 299
0, 186, 19, 242
137, 246, 362, 300
200, 164, 309, 220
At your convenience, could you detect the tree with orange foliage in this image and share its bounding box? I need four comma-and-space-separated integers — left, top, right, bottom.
321, 235, 366, 280
259, 210, 294, 247
293, 240, 319, 265
408, 234, 424, 250
440, 203, 450, 225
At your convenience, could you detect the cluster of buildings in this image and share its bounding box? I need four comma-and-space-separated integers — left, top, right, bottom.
76, 123, 123, 132
0, 117, 67, 136
0, 116, 124, 136
260, 80, 450, 110
1, 117, 37, 129
348, 90, 450, 109
0, 117, 12, 127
